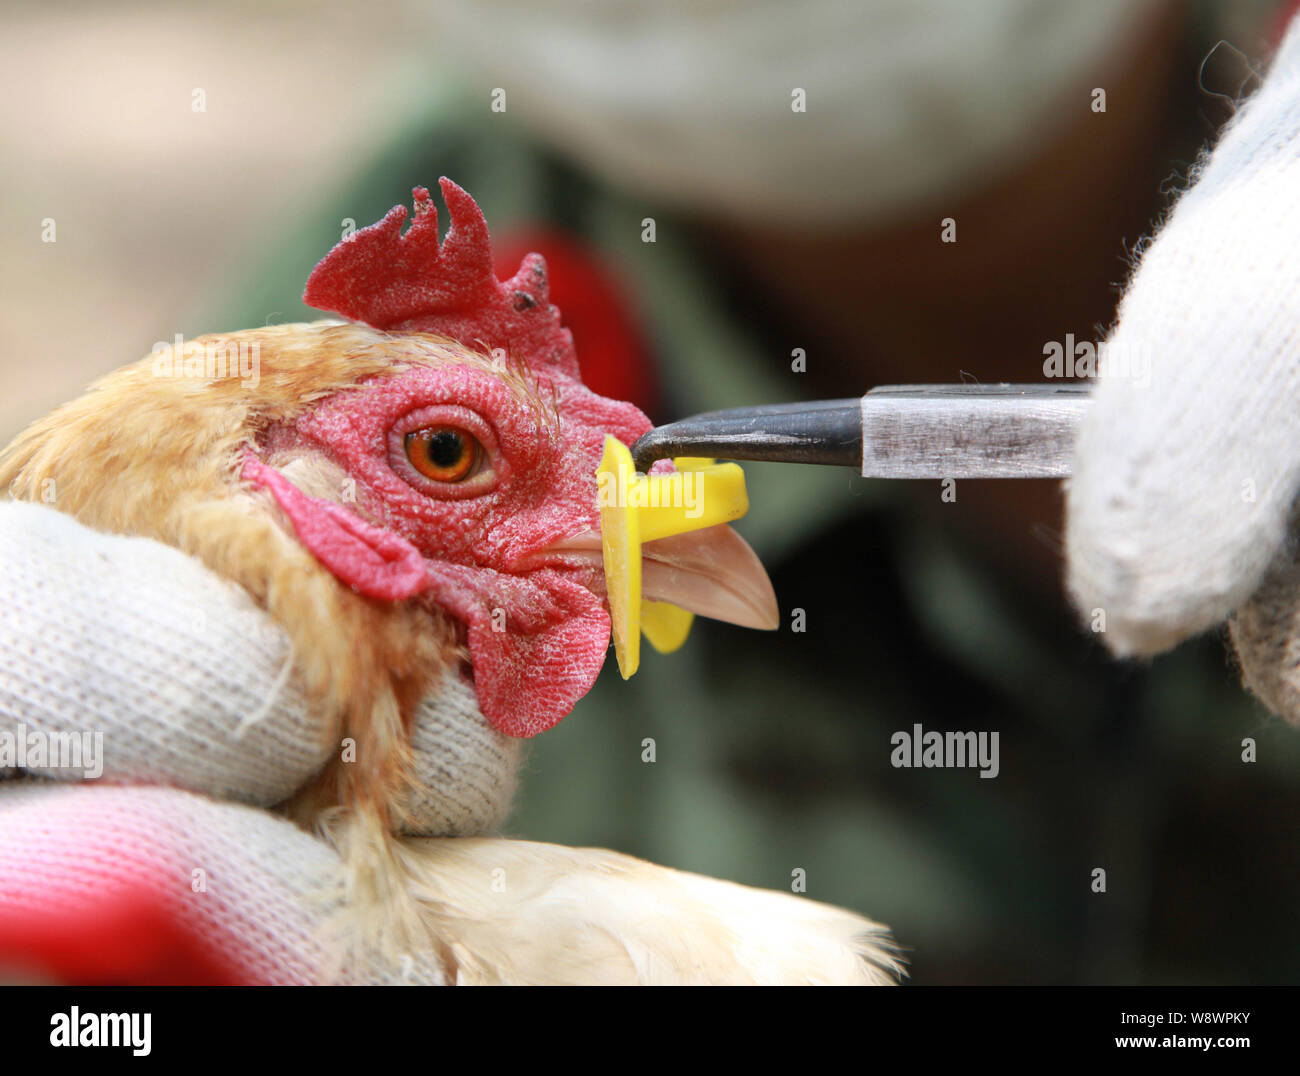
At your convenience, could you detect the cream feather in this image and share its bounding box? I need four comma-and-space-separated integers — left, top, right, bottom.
381, 838, 902, 985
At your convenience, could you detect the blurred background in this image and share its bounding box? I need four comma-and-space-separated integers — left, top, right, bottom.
3, 0, 1299, 983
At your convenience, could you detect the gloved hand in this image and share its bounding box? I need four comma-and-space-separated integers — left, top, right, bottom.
1066, 16, 1300, 720
0, 499, 522, 983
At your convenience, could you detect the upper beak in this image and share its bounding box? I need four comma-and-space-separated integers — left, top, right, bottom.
535, 525, 779, 631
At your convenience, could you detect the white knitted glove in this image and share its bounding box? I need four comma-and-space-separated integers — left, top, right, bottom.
0, 500, 521, 827
0, 781, 447, 984
1066, 15, 1300, 724
0, 500, 522, 982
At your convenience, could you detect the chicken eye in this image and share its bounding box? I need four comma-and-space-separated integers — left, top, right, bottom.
403, 426, 480, 483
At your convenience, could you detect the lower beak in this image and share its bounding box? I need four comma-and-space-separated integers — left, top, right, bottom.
536, 525, 779, 631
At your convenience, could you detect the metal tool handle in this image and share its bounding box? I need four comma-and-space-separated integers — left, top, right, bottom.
859, 384, 1091, 479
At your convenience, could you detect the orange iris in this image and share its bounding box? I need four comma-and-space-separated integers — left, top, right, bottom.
404, 426, 479, 483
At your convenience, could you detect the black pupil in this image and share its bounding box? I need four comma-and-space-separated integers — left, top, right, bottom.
427, 430, 466, 468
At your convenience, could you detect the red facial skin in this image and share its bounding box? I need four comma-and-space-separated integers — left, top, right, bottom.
244, 360, 652, 739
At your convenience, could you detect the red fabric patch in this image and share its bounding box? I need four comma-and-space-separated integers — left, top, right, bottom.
0, 888, 245, 985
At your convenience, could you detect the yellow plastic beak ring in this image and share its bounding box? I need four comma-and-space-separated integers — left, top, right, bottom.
597, 436, 749, 679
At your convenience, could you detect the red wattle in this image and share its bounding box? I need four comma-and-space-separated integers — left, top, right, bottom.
242, 454, 430, 602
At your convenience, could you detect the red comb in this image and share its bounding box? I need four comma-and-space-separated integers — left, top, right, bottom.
304, 178, 579, 377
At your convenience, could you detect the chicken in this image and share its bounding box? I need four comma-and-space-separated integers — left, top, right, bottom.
0, 179, 899, 984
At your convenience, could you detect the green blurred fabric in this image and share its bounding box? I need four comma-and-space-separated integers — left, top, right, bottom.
210, 88, 1300, 984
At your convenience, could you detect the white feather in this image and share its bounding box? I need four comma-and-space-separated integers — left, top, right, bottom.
381, 837, 901, 985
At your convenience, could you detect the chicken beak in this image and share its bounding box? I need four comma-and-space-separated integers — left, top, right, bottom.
593, 436, 779, 678
641, 525, 780, 630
